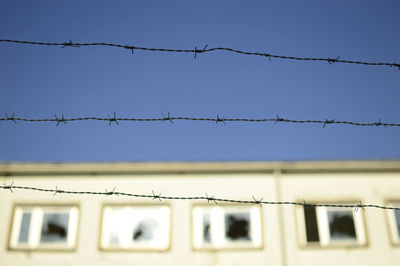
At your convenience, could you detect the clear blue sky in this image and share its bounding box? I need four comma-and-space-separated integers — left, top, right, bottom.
0, 0, 399, 162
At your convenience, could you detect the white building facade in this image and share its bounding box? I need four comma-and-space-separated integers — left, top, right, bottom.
0, 160, 400, 266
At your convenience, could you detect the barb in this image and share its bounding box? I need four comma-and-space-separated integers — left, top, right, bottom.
323, 119, 335, 128
162, 112, 173, 124
5, 112, 17, 123
275, 114, 285, 124
1, 39, 399, 70
252, 196, 264, 207
152, 190, 162, 201
1, 184, 400, 211
54, 114, 67, 126
215, 115, 225, 125
108, 111, 119, 126
2, 181, 14, 193
327, 56, 340, 65
125, 45, 136, 54
53, 185, 63, 196
374, 118, 387, 127
390, 63, 400, 70
194, 44, 208, 59
105, 186, 118, 196
206, 193, 218, 205
264, 53, 272, 61
62, 40, 80, 48
1, 114, 399, 127
354, 201, 365, 212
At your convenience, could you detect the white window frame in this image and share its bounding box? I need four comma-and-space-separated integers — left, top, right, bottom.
100, 204, 171, 251
192, 205, 262, 250
9, 204, 79, 250
297, 203, 367, 247
386, 201, 400, 245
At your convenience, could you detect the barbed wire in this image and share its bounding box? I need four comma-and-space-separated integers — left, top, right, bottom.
1, 113, 399, 127
1, 39, 399, 70
1, 182, 398, 211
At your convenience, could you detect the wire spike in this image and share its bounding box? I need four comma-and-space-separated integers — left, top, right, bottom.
354, 201, 365, 212
275, 114, 284, 124
194, 44, 208, 59
54, 114, 67, 126
125, 45, 136, 54
375, 118, 383, 127
53, 185, 63, 196
323, 118, 335, 128
328, 56, 340, 64
5, 112, 17, 123
108, 111, 119, 126
206, 193, 218, 204
264, 53, 272, 61
162, 112, 173, 124
391, 63, 400, 70
3, 181, 14, 193
152, 190, 162, 201
105, 186, 117, 196
62, 40, 80, 48
216, 115, 225, 125
252, 195, 264, 207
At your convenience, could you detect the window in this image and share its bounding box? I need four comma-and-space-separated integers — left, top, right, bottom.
9, 205, 79, 250
297, 204, 367, 247
100, 205, 171, 251
387, 201, 400, 245
192, 205, 262, 250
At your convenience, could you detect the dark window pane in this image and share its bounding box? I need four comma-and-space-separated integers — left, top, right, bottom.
203, 213, 211, 242
40, 213, 69, 243
224, 213, 250, 241
328, 211, 356, 240
304, 206, 320, 242
18, 212, 31, 243
394, 210, 400, 237
132, 218, 158, 242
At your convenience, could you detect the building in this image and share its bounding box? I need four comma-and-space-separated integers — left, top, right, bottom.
1, 160, 400, 266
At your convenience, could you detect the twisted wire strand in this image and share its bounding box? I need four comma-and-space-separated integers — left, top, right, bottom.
1, 39, 399, 69
1, 184, 399, 211
1, 114, 399, 127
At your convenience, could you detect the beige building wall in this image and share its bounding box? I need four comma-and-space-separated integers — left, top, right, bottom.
281, 172, 400, 266
0, 161, 399, 266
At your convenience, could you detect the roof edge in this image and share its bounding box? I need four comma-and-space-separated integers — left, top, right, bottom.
0, 160, 399, 176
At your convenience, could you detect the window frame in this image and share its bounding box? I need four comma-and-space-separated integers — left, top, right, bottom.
386, 200, 400, 246
8, 203, 80, 251
191, 204, 263, 251
99, 203, 172, 252
296, 201, 368, 248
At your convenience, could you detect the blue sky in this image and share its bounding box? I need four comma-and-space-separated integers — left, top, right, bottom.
0, 0, 399, 162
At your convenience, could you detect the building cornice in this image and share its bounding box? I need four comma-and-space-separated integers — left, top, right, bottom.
0, 160, 399, 176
